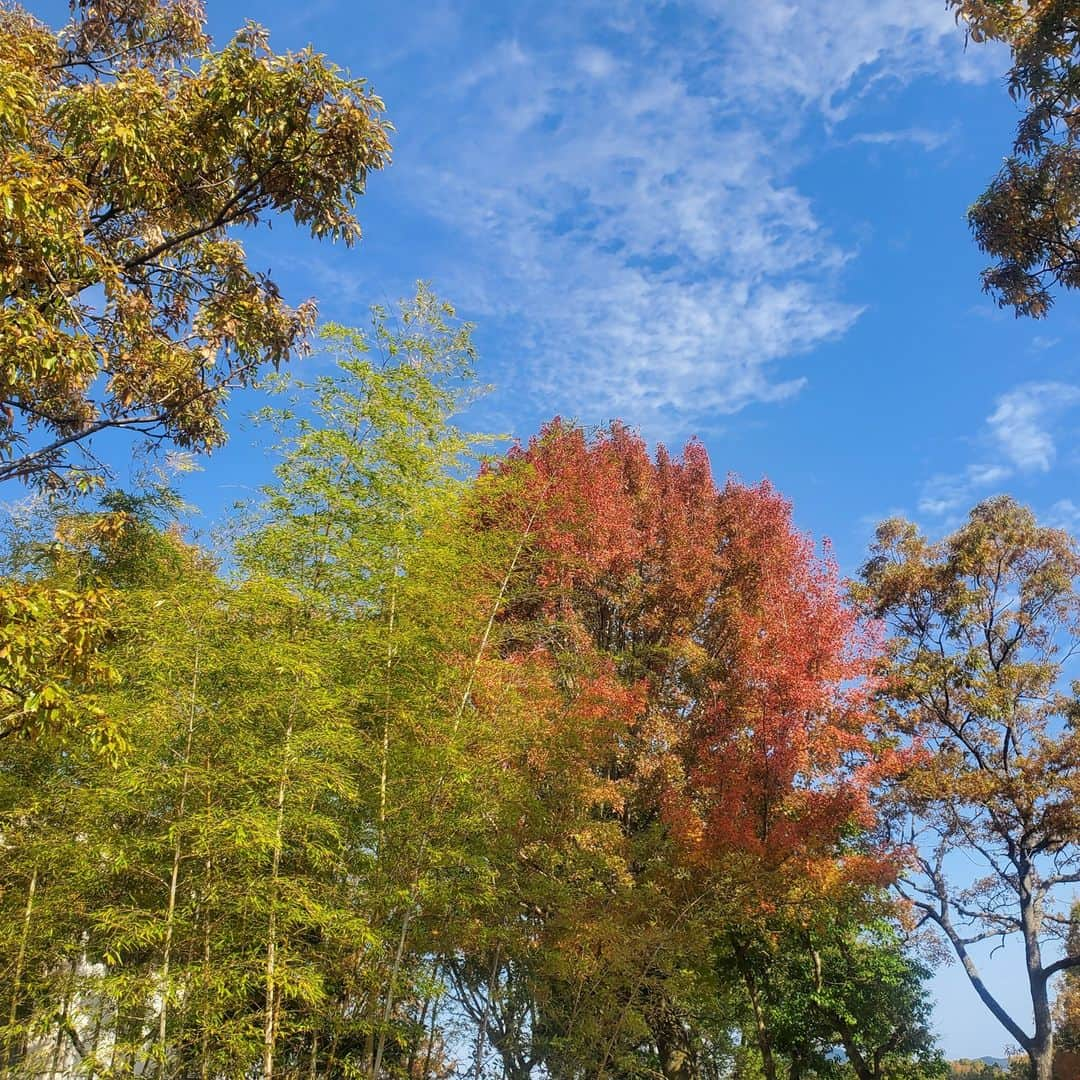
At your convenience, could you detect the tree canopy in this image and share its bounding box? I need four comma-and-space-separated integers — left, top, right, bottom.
0, 331, 950, 1079
0, 0, 391, 489
3, 3, 1072, 1076
858, 496, 1080, 1080
951, 0, 1080, 316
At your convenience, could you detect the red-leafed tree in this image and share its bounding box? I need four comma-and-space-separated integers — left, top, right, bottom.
667, 480, 889, 877
495, 419, 889, 870
466, 419, 897, 1079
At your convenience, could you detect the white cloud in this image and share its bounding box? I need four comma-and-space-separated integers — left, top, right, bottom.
1046, 498, 1080, 532
987, 382, 1080, 472
1031, 335, 1060, 351
918, 463, 1011, 518
850, 128, 951, 151
383, 0, 990, 425
704, 1, 983, 120
917, 383, 1080, 519
576, 46, 617, 80
967, 463, 1012, 487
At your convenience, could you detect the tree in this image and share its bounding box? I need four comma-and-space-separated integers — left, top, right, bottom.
718, 913, 947, 1080
239, 287, 509, 1076
469, 420, 899, 1080
493, 420, 889, 881
0, 487, 189, 751
857, 496, 1080, 1080
0, 0, 391, 489
0, 289, 506, 1078
950, 1, 1080, 316
0, 557, 376, 1079
949, 1064, 1010, 1080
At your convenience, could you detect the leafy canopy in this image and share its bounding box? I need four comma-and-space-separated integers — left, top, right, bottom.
0, 0, 391, 489
858, 496, 1080, 1080
951, 0, 1080, 316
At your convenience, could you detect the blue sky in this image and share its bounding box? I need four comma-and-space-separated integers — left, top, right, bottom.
27, 0, 1080, 1059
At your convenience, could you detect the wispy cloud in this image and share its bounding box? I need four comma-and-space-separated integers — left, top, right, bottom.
987, 382, 1080, 472
918, 463, 1011, 517
705, 0, 991, 121
379, 0, 985, 426
1046, 498, 1080, 532
850, 128, 951, 151
1031, 335, 1060, 352
918, 382, 1080, 518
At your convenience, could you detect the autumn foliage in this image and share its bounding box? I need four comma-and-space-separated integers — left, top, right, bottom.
0, 2, 968, 1071
0, 292, 939, 1079
486, 419, 894, 889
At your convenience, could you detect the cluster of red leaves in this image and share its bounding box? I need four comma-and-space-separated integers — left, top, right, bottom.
683, 483, 881, 854
484, 419, 898, 889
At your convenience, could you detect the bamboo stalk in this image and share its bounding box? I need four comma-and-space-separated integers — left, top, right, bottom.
47, 975, 71, 1080
199, 754, 212, 1080
5, 866, 37, 1076
420, 974, 442, 1080
157, 645, 200, 1067
369, 909, 412, 1080
451, 508, 537, 736
471, 946, 502, 1080
262, 714, 294, 1080
85, 994, 104, 1080
378, 584, 397, 851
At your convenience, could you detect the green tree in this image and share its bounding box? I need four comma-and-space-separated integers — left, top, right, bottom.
719, 911, 946, 1080
239, 286, 508, 1076
0, 0, 390, 489
0, 288, 508, 1077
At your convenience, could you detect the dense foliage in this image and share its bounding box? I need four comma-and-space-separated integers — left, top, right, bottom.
4, 4, 1080, 1079
951, 0, 1080, 316
0, 0, 390, 751
0, 0, 390, 490
0, 289, 950, 1079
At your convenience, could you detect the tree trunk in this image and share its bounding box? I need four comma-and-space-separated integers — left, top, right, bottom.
835, 1028, 874, 1080
644, 983, 698, 1080
1029, 1047, 1054, 1080
653, 1014, 698, 1080
1020, 867, 1054, 1080
1028, 1037, 1054, 1080
730, 939, 776, 1080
